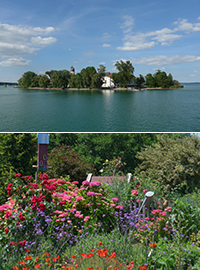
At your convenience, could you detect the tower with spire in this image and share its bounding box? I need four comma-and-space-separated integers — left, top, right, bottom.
70, 66, 75, 74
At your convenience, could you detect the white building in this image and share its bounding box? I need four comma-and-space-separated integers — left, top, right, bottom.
102, 72, 115, 88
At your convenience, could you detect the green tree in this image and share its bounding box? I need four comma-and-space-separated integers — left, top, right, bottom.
51, 70, 70, 88
30, 75, 40, 87
134, 74, 145, 89
48, 133, 79, 151
81, 66, 97, 88
110, 72, 121, 86
145, 73, 156, 88
114, 60, 135, 88
167, 73, 174, 87
47, 145, 94, 185
18, 71, 37, 88
135, 134, 199, 196
68, 73, 77, 88
72, 133, 159, 174
91, 73, 102, 88
0, 133, 37, 204
39, 75, 50, 88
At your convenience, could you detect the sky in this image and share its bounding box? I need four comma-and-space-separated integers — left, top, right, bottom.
0, 0, 200, 83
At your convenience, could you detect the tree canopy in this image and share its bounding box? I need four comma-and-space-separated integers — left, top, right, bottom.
112, 60, 135, 88
135, 134, 200, 196
18, 62, 182, 89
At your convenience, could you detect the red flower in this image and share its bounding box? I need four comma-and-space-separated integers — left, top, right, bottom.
19, 240, 26, 246
16, 222, 20, 226
6, 183, 13, 195
18, 261, 25, 265
98, 241, 103, 245
15, 173, 21, 177
19, 212, 26, 221
97, 249, 107, 257
5, 211, 11, 219
38, 204, 46, 211
131, 190, 138, 195
31, 204, 37, 210
24, 256, 31, 261
5, 227, 9, 234
31, 196, 38, 204
143, 189, 147, 194
34, 265, 40, 268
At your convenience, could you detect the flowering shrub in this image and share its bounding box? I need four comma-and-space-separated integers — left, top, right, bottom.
131, 206, 172, 244
0, 173, 124, 255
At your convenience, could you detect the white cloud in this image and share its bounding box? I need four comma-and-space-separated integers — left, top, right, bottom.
102, 44, 111, 47
0, 57, 31, 67
0, 23, 57, 65
120, 15, 135, 34
31, 36, 57, 46
84, 50, 96, 56
117, 17, 200, 51
0, 42, 38, 58
174, 18, 200, 33
102, 33, 112, 40
131, 55, 200, 65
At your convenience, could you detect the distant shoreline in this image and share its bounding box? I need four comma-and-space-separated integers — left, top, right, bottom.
19, 86, 184, 91
23, 87, 141, 91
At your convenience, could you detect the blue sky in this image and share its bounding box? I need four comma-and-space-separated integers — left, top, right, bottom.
0, 0, 200, 83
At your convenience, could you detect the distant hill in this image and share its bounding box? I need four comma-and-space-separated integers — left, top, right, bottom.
0, 82, 18, 86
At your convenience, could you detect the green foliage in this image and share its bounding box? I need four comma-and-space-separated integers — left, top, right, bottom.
0, 133, 37, 204
50, 69, 70, 88
145, 70, 180, 89
47, 145, 94, 184
147, 238, 200, 270
99, 157, 126, 176
134, 74, 145, 89
169, 200, 200, 237
72, 133, 158, 174
136, 134, 200, 195
18, 71, 38, 88
114, 60, 135, 88
80, 66, 97, 88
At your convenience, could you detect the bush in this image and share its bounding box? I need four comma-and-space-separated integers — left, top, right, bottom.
47, 145, 94, 185
136, 134, 200, 195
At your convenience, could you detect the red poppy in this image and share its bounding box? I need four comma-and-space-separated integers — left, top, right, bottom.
24, 256, 31, 261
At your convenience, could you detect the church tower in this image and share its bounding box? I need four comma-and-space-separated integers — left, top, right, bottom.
70, 66, 75, 74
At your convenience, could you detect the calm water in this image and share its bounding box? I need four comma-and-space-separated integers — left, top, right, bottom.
0, 84, 200, 132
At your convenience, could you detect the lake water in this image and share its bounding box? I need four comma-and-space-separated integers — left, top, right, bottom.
0, 83, 200, 132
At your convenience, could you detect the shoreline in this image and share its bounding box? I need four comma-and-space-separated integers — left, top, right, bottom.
24, 87, 141, 91
18, 85, 184, 91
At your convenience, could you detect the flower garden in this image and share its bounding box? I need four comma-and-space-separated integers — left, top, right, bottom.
1, 173, 200, 270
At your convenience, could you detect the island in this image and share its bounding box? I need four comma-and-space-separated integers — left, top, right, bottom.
17, 60, 183, 90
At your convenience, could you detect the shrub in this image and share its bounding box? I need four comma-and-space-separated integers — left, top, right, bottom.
136, 134, 200, 195
47, 145, 94, 185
